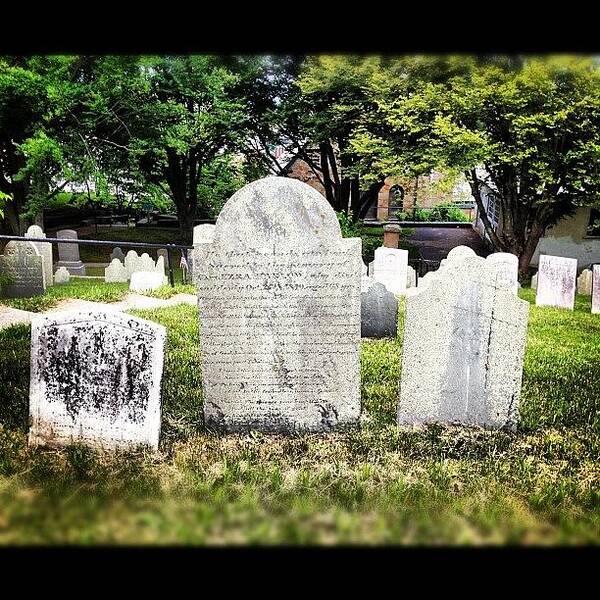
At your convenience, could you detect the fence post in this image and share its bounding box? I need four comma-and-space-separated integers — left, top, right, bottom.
167, 248, 175, 287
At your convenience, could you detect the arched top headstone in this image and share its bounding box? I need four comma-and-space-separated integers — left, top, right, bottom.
213, 177, 342, 251
57, 229, 78, 240
193, 224, 216, 245
25, 225, 45, 238
446, 245, 476, 262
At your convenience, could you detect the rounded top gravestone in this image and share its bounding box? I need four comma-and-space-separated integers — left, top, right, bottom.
193, 224, 216, 245
26, 225, 45, 238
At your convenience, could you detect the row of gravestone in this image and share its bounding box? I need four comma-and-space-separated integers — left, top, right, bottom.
105, 249, 168, 292
28, 177, 533, 451
531, 256, 600, 313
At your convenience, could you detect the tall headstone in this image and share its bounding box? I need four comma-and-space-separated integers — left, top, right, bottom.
398, 254, 529, 430
110, 247, 125, 263
29, 310, 165, 450
361, 277, 398, 338
25, 225, 53, 286
592, 265, 600, 315
56, 229, 86, 276
194, 177, 361, 433
373, 247, 408, 295
577, 268, 593, 296
486, 252, 519, 295
54, 267, 70, 284
535, 255, 577, 310
104, 258, 128, 283
0, 240, 46, 298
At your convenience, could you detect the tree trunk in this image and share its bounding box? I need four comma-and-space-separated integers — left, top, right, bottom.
518, 220, 545, 279
176, 200, 195, 244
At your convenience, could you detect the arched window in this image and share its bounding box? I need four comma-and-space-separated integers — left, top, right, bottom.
388, 185, 405, 219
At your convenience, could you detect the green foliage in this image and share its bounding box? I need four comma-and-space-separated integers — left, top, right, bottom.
405, 203, 472, 222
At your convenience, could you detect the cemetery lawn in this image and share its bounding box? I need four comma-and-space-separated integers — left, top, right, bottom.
0, 289, 598, 544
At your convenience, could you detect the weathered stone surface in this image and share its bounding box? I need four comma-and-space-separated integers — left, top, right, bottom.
368, 261, 375, 276
592, 265, 600, 314
446, 245, 477, 262
362, 261, 368, 276
189, 224, 216, 283
486, 252, 519, 295
110, 247, 125, 263
0, 240, 46, 298
139, 252, 155, 273
130, 271, 164, 292
195, 176, 361, 433
531, 273, 538, 290
373, 247, 408, 295
406, 265, 416, 289
105, 258, 128, 283
54, 267, 70, 284
155, 255, 168, 284
535, 255, 577, 310
29, 310, 165, 450
25, 225, 53, 286
125, 250, 140, 278
361, 277, 398, 338
157, 248, 169, 267
56, 229, 86, 276
398, 254, 529, 430
577, 268, 593, 296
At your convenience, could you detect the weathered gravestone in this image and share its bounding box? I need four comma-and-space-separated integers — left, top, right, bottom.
29, 310, 165, 450
368, 261, 375, 277
25, 225, 53, 286
125, 250, 141, 278
139, 252, 155, 273
398, 254, 529, 430
157, 248, 169, 268
592, 265, 600, 315
535, 255, 577, 310
486, 252, 519, 295
155, 255, 168, 284
110, 247, 125, 263
406, 265, 417, 289
373, 247, 408, 295
189, 224, 216, 284
104, 258, 128, 283
361, 276, 398, 338
56, 229, 86, 276
130, 271, 164, 292
577, 268, 593, 296
54, 267, 70, 284
531, 273, 538, 290
194, 177, 361, 433
0, 240, 46, 298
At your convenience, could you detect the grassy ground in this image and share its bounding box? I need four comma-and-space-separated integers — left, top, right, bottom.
0, 289, 598, 544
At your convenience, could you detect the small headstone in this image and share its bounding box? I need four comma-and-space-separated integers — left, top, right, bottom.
486, 252, 519, 295
110, 247, 125, 263
531, 273, 538, 290
0, 240, 46, 298
398, 253, 529, 430
154, 255, 168, 285
361, 277, 398, 338
368, 261, 375, 276
195, 177, 361, 433
406, 265, 416, 289
56, 229, 86, 276
577, 268, 593, 296
28, 310, 165, 450
190, 224, 216, 283
535, 255, 577, 310
592, 265, 600, 314
373, 247, 408, 295
138, 253, 155, 273
104, 258, 128, 283
54, 267, 70, 284
25, 225, 53, 286
157, 248, 169, 268
124, 250, 141, 278
130, 271, 164, 292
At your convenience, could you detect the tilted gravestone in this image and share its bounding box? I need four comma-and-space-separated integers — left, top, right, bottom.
398, 253, 529, 430
486, 252, 519, 295
25, 225, 53, 286
592, 265, 600, 315
361, 276, 398, 338
130, 271, 164, 293
194, 177, 361, 433
535, 255, 577, 310
373, 247, 408, 295
577, 268, 593, 296
110, 247, 125, 263
104, 258, 128, 283
0, 240, 46, 298
56, 229, 86, 276
54, 267, 70, 284
29, 310, 165, 450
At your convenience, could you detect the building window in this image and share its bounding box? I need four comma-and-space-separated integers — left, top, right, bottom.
587, 208, 600, 237
483, 190, 500, 230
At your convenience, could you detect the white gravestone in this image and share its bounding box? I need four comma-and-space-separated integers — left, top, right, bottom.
29, 310, 165, 450
190, 224, 216, 284
124, 250, 141, 278
155, 255, 168, 285
104, 258, 128, 283
130, 271, 164, 293
592, 265, 600, 314
361, 261, 368, 277
54, 267, 70, 284
195, 177, 361, 433
535, 255, 577, 310
373, 247, 408, 295
486, 252, 519, 295
398, 254, 529, 430
156, 248, 169, 268
0, 240, 46, 298
406, 265, 416, 289
577, 269, 593, 296
25, 225, 53, 286
56, 229, 86, 276
368, 261, 375, 277
139, 253, 155, 273
531, 273, 538, 290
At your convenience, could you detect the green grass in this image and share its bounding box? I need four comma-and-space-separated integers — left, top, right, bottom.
0, 289, 598, 544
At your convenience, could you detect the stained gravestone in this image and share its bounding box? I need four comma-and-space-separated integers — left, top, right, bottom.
373, 247, 408, 295
486, 252, 519, 295
105, 258, 128, 283
157, 248, 169, 268
130, 271, 164, 292
592, 265, 600, 315
406, 265, 417, 289
29, 310, 165, 450
0, 240, 46, 298
125, 250, 141, 278
361, 277, 398, 338
56, 229, 86, 276
25, 225, 53, 286
535, 255, 577, 310
398, 254, 529, 430
110, 247, 125, 263
577, 268, 593, 296
194, 177, 361, 433
54, 267, 70, 284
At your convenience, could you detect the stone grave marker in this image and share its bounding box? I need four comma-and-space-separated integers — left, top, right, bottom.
361, 276, 398, 338
577, 268, 593, 296
29, 310, 165, 450
535, 255, 577, 310
531, 273, 538, 290
189, 224, 216, 284
194, 177, 361, 433
406, 265, 416, 289
373, 247, 408, 295
110, 247, 125, 263
125, 250, 141, 278
130, 271, 164, 293
0, 240, 46, 298
486, 252, 519, 295
25, 225, 53, 286
54, 267, 70, 284
105, 258, 128, 283
592, 265, 600, 314
56, 229, 86, 276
